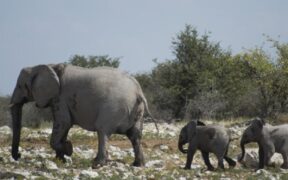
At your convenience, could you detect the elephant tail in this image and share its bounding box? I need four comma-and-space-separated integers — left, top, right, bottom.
139, 94, 159, 134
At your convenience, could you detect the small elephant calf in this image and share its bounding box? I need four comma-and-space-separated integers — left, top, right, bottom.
178, 120, 236, 170
239, 117, 288, 169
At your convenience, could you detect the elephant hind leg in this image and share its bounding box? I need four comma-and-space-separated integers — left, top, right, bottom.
201, 151, 214, 171
126, 101, 145, 167
223, 144, 236, 168
217, 157, 225, 170
224, 156, 236, 167
281, 152, 288, 169
215, 150, 225, 170
92, 131, 108, 169
126, 125, 145, 167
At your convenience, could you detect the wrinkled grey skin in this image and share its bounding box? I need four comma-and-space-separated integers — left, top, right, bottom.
10, 64, 157, 168
239, 117, 288, 169
178, 121, 236, 170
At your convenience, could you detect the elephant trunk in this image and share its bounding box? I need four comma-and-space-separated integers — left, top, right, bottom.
10, 103, 23, 160
238, 138, 246, 162
178, 141, 188, 154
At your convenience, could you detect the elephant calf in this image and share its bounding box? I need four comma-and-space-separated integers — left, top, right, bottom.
178, 120, 236, 170
239, 117, 288, 169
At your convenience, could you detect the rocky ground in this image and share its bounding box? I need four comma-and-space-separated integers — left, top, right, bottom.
1, 120, 288, 179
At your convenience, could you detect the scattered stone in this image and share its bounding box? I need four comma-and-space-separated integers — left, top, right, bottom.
238, 149, 259, 168
44, 160, 58, 170
74, 146, 95, 159
160, 144, 169, 151
146, 160, 164, 169
0, 126, 11, 135
0, 171, 26, 179
79, 170, 99, 179
108, 145, 127, 159
179, 177, 186, 180
255, 169, 269, 175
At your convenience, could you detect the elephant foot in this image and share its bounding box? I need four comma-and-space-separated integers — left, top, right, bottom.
12, 151, 21, 161
55, 153, 66, 163
62, 141, 73, 156
184, 166, 191, 170
207, 166, 215, 171
229, 161, 237, 168
92, 158, 107, 169
132, 160, 145, 167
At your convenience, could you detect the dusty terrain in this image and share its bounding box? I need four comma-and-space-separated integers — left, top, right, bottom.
1, 121, 288, 179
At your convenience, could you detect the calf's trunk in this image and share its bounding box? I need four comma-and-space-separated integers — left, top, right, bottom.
238, 139, 246, 162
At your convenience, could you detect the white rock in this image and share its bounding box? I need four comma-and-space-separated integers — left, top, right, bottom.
79, 170, 99, 179
0, 126, 11, 135
44, 160, 58, 170
171, 154, 179, 160
159, 145, 169, 151
191, 164, 202, 169
125, 148, 134, 156
145, 160, 164, 168
36, 171, 55, 179
168, 131, 176, 137
256, 169, 269, 175
13, 170, 31, 178
238, 148, 259, 168
109, 145, 127, 159
74, 147, 95, 159
280, 168, 288, 173
271, 153, 284, 165
179, 177, 186, 180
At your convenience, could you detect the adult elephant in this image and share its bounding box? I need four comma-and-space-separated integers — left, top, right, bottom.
10, 63, 157, 168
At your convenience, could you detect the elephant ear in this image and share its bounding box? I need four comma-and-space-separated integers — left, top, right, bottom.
187, 120, 197, 140
30, 65, 60, 108
254, 117, 265, 129
197, 120, 206, 126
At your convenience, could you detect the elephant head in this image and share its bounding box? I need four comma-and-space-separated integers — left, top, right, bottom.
178, 120, 205, 154
10, 64, 61, 160
238, 117, 265, 162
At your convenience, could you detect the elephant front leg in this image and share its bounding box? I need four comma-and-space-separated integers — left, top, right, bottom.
258, 145, 265, 169
50, 102, 73, 162
50, 120, 72, 162
184, 142, 197, 170
55, 128, 71, 162
92, 132, 108, 168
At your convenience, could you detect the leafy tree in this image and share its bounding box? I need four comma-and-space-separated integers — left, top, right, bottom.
68, 55, 120, 68
138, 25, 230, 119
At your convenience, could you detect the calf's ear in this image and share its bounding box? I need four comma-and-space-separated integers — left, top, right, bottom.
187, 120, 197, 140
254, 117, 265, 128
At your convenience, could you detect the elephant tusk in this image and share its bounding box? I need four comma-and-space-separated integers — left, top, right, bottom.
8, 103, 15, 108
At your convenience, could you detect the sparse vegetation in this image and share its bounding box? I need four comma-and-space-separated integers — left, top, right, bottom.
1, 121, 288, 179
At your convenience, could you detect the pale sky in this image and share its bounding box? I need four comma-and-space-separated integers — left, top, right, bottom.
1, 0, 287, 95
